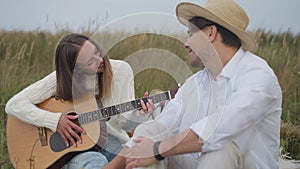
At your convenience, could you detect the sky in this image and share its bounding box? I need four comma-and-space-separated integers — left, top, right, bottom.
0, 0, 299, 34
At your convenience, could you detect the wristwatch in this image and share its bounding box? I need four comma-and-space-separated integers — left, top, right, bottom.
153, 141, 165, 161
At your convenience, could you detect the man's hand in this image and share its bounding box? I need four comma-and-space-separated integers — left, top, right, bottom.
56, 114, 86, 147
125, 137, 158, 169
126, 157, 157, 169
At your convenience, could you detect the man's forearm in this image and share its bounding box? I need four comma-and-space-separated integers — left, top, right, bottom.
159, 129, 203, 158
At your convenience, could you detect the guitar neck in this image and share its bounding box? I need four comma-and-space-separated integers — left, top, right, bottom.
78, 91, 171, 124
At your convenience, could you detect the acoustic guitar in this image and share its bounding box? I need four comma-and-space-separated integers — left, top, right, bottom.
7, 90, 176, 169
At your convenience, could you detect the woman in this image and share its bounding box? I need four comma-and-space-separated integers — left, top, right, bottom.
5, 33, 153, 168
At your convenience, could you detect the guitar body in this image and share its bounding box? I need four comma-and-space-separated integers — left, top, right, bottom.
7, 94, 106, 169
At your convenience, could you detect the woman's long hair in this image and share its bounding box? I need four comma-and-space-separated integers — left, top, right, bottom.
55, 33, 113, 101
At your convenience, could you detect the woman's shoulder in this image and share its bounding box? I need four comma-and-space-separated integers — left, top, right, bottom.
45, 71, 56, 79
110, 59, 130, 67
110, 59, 133, 74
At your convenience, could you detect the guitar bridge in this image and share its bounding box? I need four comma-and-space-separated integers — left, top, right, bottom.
38, 127, 48, 146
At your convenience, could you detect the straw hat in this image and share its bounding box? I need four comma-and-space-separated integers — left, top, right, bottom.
176, 0, 258, 52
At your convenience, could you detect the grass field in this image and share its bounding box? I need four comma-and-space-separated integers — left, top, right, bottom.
0, 29, 299, 168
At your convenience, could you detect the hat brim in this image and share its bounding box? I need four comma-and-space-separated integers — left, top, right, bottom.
176, 2, 258, 52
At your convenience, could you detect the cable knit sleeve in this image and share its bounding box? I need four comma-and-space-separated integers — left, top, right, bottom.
5, 71, 61, 132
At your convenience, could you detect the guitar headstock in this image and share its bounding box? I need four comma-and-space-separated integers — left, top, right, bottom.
148, 83, 181, 101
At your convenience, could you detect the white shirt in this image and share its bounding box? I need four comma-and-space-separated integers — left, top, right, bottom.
5, 60, 147, 143
129, 49, 282, 169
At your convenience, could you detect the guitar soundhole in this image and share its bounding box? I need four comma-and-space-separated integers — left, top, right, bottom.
50, 112, 81, 152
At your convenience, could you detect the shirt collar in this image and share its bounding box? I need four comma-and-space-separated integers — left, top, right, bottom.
200, 48, 244, 88
218, 48, 245, 79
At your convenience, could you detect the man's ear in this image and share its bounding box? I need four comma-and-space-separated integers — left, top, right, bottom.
208, 25, 218, 42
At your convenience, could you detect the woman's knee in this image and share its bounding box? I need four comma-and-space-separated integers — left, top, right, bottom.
62, 151, 108, 169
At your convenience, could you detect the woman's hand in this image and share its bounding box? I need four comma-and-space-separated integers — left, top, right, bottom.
56, 114, 86, 147
139, 91, 155, 115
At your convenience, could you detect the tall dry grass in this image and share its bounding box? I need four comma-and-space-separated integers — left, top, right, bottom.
0, 29, 299, 168
254, 30, 300, 160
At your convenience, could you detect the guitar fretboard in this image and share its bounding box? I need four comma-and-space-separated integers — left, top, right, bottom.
78, 91, 171, 124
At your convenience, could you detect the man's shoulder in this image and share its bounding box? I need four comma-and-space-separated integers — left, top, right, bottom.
238, 51, 279, 86
242, 51, 270, 68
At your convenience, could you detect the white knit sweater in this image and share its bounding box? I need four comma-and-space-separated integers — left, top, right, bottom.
5, 60, 147, 143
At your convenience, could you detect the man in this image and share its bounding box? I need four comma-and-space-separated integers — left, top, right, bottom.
105, 0, 282, 168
